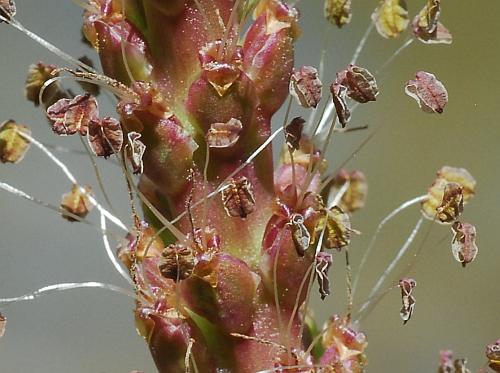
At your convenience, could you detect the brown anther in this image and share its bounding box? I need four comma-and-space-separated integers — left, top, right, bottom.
60, 184, 94, 222
324, 0, 352, 28
399, 277, 417, 324
285, 117, 305, 151
47, 94, 98, 136
289, 66, 323, 109
289, 213, 311, 256
206, 118, 243, 148
451, 222, 478, 267
330, 82, 351, 127
436, 182, 464, 223
159, 244, 195, 281
126, 132, 146, 174
222, 176, 256, 219
88, 117, 123, 158
0, 0, 16, 22
336, 65, 379, 104
421, 166, 476, 222
405, 71, 448, 114
0, 119, 31, 164
315, 252, 333, 300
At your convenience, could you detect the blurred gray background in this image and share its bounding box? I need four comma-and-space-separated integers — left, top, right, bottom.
1, 1, 499, 372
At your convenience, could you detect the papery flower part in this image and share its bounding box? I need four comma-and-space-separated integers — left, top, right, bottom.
451, 222, 478, 267
324, 206, 355, 250
289, 213, 311, 256
315, 251, 333, 300
0, 119, 31, 164
486, 339, 500, 372
87, 117, 123, 157
0, 0, 15, 22
24, 62, 62, 106
372, 0, 409, 39
330, 82, 351, 127
412, 0, 453, 45
60, 184, 94, 222
436, 182, 464, 223
126, 131, 146, 174
324, 0, 352, 28
206, 118, 243, 148
336, 65, 379, 104
405, 71, 448, 114
0, 312, 5, 338
222, 176, 256, 218
328, 169, 368, 213
289, 66, 323, 109
159, 244, 196, 281
285, 116, 305, 151
47, 94, 99, 135
399, 277, 416, 324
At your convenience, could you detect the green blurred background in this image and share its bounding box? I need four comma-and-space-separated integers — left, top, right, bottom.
0, 1, 499, 372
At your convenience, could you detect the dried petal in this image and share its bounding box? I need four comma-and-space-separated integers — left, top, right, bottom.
88, 117, 123, 158
411, 0, 453, 45
126, 131, 146, 174
486, 339, 500, 373
0, 312, 5, 338
289, 66, 323, 109
285, 117, 305, 151
25, 62, 60, 106
436, 182, 464, 223
324, 0, 352, 28
315, 252, 333, 300
289, 213, 311, 256
372, 0, 409, 39
159, 244, 195, 281
336, 65, 379, 103
399, 277, 417, 324
405, 71, 448, 114
324, 206, 354, 250
60, 184, 94, 222
46, 94, 98, 135
451, 222, 478, 267
206, 118, 243, 148
0, 0, 16, 22
0, 119, 31, 164
330, 82, 351, 127
421, 166, 476, 221
221, 176, 256, 218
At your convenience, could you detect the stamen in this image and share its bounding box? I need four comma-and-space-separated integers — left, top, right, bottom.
356, 217, 425, 319
185, 338, 196, 373
350, 20, 375, 65
16, 130, 128, 231
0, 282, 135, 308
230, 333, 287, 351
351, 195, 427, 299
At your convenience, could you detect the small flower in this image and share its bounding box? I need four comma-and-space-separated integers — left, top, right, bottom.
221, 176, 256, 218
372, 0, 409, 39
87, 117, 123, 158
315, 252, 333, 300
324, 0, 352, 28
336, 65, 379, 104
399, 277, 417, 324
451, 222, 478, 267
289, 66, 323, 109
206, 118, 243, 148
0, 119, 31, 164
60, 184, 94, 222
47, 94, 99, 135
284, 116, 305, 151
405, 71, 448, 114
